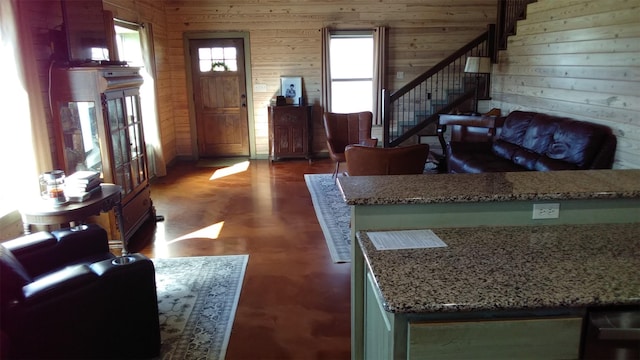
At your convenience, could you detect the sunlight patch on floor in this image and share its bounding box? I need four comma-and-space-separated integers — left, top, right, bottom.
153, 222, 225, 257
169, 222, 225, 243
210, 161, 250, 180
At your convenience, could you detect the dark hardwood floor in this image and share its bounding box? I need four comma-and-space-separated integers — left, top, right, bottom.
128, 158, 351, 360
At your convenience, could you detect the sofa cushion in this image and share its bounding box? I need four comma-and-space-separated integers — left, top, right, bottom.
521, 114, 559, 154
546, 120, 607, 168
498, 111, 535, 145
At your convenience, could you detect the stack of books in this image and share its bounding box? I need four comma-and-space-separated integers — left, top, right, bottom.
66, 171, 102, 202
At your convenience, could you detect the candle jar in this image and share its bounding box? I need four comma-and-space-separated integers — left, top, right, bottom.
40, 170, 67, 206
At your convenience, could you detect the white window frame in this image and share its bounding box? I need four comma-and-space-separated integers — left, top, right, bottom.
329, 31, 374, 113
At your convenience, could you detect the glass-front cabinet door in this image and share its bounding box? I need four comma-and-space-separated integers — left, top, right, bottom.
104, 89, 147, 199
125, 90, 147, 190
58, 101, 103, 173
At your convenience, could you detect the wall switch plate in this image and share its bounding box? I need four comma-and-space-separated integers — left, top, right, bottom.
396, 71, 404, 80
532, 203, 560, 219
253, 83, 268, 92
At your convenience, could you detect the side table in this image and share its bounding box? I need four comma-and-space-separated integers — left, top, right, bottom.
19, 184, 128, 254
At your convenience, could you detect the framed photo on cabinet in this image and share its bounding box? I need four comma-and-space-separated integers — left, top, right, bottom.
281, 76, 302, 105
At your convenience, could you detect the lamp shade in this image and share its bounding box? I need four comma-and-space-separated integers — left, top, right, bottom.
464, 57, 492, 74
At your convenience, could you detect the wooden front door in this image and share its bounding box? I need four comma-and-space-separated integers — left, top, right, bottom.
189, 38, 249, 157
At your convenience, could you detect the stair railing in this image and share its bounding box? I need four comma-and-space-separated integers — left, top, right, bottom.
382, 25, 495, 147
496, 0, 537, 50
381, 1, 536, 147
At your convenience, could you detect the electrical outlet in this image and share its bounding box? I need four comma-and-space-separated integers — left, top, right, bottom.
532, 203, 560, 219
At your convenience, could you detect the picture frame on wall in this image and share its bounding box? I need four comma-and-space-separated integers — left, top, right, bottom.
280, 76, 302, 105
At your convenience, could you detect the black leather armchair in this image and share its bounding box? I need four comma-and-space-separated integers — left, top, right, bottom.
0, 224, 160, 359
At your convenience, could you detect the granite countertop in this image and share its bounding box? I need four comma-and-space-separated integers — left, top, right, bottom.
358, 223, 640, 314
338, 169, 640, 205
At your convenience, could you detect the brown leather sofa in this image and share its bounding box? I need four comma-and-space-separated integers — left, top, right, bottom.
345, 144, 430, 176
443, 111, 617, 173
0, 224, 160, 359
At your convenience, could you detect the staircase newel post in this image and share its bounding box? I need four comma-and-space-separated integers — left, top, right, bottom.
382, 88, 390, 147
488, 24, 497, 62
496, 0, 507, 50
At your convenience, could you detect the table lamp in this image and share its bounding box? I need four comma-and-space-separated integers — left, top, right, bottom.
464, 56, 492, 115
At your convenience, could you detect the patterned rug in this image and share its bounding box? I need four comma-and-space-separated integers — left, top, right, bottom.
304, 174, 351, 263
153, 255, 249, 360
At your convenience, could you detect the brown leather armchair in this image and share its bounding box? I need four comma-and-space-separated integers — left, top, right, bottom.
323, 111, 378, 179
345, 144, 430, 176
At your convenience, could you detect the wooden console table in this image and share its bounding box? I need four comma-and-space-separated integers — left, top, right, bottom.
437, 114, 503, 153
19, 184, 128, 254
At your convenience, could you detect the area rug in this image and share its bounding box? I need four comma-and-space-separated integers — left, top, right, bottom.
304, 174, 351, 263
153, 255, 249, 360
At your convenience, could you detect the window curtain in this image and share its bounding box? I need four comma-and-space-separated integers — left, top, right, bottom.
321, 27, 332, 113
0, 0, 52, 216
372, 26, 387, 126
139, 23, 167, 177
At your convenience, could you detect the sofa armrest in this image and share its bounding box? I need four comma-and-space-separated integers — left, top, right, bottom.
22, 253, 147, 302
89, 253, 152, 277
589, 132, 617, 169
22, 264, 98, 303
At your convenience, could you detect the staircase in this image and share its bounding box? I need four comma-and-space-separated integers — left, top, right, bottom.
382, 0, 536, 148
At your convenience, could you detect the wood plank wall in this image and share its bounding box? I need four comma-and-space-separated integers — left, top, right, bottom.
490, 0, 640, 169
20, 0, 639, 169
151, 0, 496, 161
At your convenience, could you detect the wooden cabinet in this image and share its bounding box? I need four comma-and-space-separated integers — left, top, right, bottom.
51, 66, 154, 244
268, 105, 312, 162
